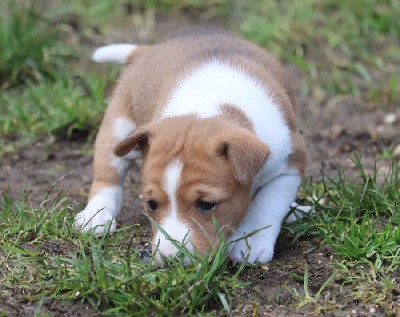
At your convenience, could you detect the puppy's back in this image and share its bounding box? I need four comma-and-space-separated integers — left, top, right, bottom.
116, 27, 294, 127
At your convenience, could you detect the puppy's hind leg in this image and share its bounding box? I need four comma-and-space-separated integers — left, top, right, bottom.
75, 94, 140, 235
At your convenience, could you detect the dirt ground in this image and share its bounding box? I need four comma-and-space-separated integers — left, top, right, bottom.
1, 15, 399, 317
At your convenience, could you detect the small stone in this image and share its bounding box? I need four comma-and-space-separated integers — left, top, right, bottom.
393, 144, 400, 158
312, 237, 323, 244
330, 125, 343, 140
369, 307, 376, 313
376, 125, 385, 134
260, 265, 270, 271
391, 288, 400, 296
384, 113, 397, 125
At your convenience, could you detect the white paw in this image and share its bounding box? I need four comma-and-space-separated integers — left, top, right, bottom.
75, 187, 121, 235
74, 207, 116, 236
228, 231, 275, 264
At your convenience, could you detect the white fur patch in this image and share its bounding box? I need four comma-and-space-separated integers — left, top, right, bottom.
153, 159, 192, 261
75, 186, 122, 235
164, 159, 184, 215
114, 117, 136, 140
92, 44, 137, 64
161, 61, 292, 185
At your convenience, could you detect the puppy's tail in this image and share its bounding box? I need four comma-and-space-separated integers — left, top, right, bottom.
92, 44, 151, 64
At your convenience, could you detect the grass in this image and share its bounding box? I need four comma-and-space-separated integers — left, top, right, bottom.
1, 73, 112, 138
286, 158, 400, 313
0, 71, 116, 156
292, 264, 337, 310
0, 0, 73, 87
0, 191, 246, 316
232, 0, 400, 104
0, 1, 118, 155
302, 157, 399, 263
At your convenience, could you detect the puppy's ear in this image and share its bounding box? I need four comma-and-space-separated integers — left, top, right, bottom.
218, 131, 270, 185
114, 127, 151, 157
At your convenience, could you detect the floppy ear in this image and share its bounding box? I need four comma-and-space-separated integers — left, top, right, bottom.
114, 127, 151, 157
218, 131, 270, 185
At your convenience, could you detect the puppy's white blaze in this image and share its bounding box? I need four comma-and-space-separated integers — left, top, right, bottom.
163, 159, 184, 214
92, 44, 136, 64
114, 117, 136, 140
154, 159, 192, 258
162, 60, 292, 185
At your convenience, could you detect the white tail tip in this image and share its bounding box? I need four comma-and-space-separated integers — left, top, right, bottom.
92, 44, 136, 64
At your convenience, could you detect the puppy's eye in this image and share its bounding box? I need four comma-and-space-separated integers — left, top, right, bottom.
147, 200, 158, 212
196, 200, 217, 212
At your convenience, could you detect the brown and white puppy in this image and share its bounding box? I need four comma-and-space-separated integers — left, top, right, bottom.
75, 28, 309, 265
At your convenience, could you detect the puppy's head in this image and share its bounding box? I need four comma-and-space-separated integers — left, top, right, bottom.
114, 115, 269, 265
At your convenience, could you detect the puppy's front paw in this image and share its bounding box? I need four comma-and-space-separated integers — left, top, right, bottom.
74, 207, 116, 235
228, 231, 275, 264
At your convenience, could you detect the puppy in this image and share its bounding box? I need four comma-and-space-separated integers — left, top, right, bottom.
75, 27, 308, 265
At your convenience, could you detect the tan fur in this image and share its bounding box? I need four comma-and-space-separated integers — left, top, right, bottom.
288, 132, 307, 175
114, 28, 297, 129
